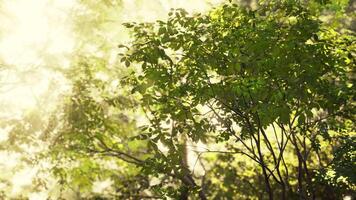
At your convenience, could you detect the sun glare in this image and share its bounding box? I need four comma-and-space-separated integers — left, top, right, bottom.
0, 0, 76, 197
0, 0, 75, 66
0, 0, 75, 118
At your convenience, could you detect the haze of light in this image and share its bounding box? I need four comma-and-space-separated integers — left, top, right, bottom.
0, 0, 75, 198
0, 0, 75, 119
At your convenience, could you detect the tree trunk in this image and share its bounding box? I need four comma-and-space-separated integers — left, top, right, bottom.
179, 134, 207, 200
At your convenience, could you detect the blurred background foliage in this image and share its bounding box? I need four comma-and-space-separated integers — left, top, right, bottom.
0, 0, 354, 199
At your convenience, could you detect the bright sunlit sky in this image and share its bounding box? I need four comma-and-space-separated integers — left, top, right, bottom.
0, 0, 75, 119
0, 0, 222, 198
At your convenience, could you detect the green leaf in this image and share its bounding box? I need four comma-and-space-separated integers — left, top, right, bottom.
125, 60, 131, 67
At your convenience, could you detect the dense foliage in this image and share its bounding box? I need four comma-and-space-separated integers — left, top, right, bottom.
45, 1, 356, 199
0, 0, 354, 199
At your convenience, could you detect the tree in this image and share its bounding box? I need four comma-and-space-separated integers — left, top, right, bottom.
119, 1, 355, 199
42, 0, 356, 199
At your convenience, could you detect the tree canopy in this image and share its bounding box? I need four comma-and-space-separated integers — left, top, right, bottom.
0, 0, 354, 199
117, 1, 355, 199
